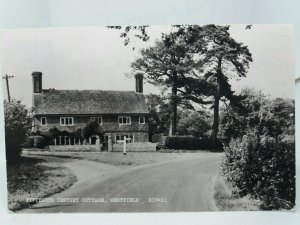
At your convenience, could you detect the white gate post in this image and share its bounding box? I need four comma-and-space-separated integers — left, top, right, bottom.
123, 139, 126, 155
117, 137, 131, 155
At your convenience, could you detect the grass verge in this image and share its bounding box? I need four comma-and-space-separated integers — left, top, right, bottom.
24, 151, 222, 168
214, 174, 261, 211
7, 157, 77, 211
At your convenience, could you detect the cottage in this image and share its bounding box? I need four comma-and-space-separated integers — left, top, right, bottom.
31, 72, 149, 149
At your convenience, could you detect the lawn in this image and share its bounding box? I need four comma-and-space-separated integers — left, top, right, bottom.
7, 157, 77, 211
23, 151, 222, 167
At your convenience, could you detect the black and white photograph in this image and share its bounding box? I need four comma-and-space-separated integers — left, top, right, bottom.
1, 24, 295, 213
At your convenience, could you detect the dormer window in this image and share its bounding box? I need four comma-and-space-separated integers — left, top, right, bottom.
91, 117, 102, 125
60, 117, 74, 126
41, 117, 47, 125
139, 116, 146, 124
118, 116, 131, 125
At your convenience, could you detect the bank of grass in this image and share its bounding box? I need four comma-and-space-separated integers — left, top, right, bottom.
214, 174, 261, 211
7, 157, 77, 211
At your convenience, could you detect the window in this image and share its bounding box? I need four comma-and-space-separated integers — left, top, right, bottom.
115, 134, 134, 143
118, 116, 131, 125
60, 117, 74, 126
91, 117, 102, 125
41, 117, 47, 125
139, 116, 146, 124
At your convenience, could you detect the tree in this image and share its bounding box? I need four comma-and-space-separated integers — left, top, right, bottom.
183, 25, 252, 141
131, 30, 206, 135
4, 99, 32, 164
130, 25, 252, 138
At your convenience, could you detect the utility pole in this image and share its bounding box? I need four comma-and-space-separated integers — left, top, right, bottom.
2, 74, 14, 102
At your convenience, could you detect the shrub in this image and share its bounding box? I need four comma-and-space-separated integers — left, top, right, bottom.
222, 131, 295, 210
32, 136, 46, 149
4, 100, 31, 164
161, 136, 223, 151
81, 121, 103, 142
22, 136, 34, 148
220, 89, 295, 210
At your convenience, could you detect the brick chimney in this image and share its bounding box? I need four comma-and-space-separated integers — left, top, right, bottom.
32, 71, 42, 93
135, 73, 143, 94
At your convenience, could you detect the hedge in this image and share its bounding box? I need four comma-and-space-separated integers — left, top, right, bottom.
221, 131, 295, 210
23, 136, 46, 149
160, 136, 223, 151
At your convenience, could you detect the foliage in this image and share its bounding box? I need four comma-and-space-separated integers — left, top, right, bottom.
145, 94, 212, 138
22, 136, 34, 148
108, 25, 252, 48
145, 94, 171, 136
220, 89, 295, 210
106, 25, 150, 48
180, 25, 252, 140
161, 136, 223, 151
23, 136, 46, 149
177, 110, 212, 138
131, 28, 207, 135
131, 25, 252, 137
4, 100, 31, 164
38, 127, 82, 145
81, 120, 103, 140
32, 136, 46, 149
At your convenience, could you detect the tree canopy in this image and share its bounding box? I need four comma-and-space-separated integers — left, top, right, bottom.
131, 25, 252, 138
131, 29, 207, 135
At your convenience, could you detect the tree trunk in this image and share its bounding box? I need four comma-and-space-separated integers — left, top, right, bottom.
211, 95, 220, 141
170, 76, 178, 136
211, 56, 222, 141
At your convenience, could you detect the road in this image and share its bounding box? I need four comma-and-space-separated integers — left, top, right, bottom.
21, 154, 222, 212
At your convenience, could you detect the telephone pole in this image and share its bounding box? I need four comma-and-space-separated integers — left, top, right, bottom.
2, 74, 14, 102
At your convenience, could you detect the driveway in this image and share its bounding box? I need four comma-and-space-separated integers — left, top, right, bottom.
21, 153, 223, 212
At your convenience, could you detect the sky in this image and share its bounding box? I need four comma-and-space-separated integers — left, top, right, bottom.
0, 25, 295, 107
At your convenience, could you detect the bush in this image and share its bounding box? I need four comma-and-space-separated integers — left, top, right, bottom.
4, 100, 31, 164
222, 131, 295, 210
220, 89, 295, 210
32, 136, 46, 149
22, 137, 34, 148
161, 136, 223, 151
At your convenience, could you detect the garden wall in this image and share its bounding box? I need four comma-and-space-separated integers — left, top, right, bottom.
48, 145, 99, 152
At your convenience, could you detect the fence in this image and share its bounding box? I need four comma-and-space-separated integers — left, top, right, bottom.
112, 142, 156, 152
51, 136, 97, 146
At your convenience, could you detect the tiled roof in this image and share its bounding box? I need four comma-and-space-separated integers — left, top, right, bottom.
33, 90, 149, 115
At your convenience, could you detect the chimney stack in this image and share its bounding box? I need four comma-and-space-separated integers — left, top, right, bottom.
135, 73, 143, 94
32, 71, 42, 93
